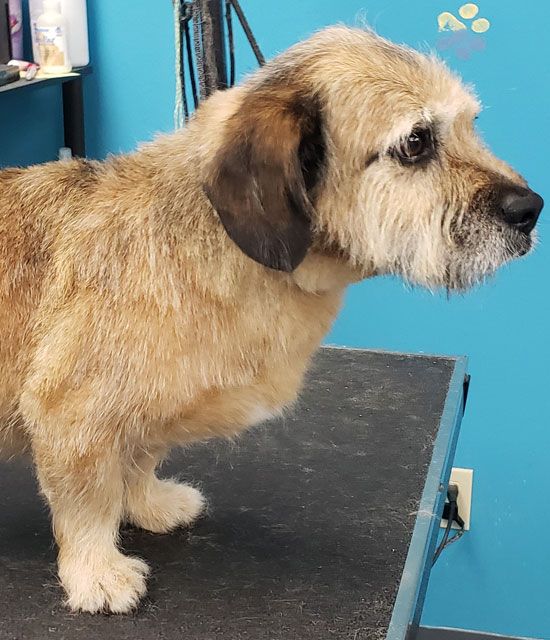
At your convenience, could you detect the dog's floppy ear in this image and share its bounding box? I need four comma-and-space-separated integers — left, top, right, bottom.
203, 84, 325, 272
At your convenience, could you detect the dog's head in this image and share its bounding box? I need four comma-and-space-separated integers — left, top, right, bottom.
203, 26, 543, 290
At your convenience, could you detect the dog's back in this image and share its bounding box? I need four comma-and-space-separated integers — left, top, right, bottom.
0, 159, 103, 293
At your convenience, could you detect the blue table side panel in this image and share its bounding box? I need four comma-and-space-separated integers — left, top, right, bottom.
386, 357, 468, 640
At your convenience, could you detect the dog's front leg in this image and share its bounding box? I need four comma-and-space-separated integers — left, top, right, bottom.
124, 444, 205, 534
31, 433, 149, 613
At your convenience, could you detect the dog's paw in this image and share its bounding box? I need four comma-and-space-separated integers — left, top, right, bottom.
60, 552, 150, 614
127, 479, 205, 534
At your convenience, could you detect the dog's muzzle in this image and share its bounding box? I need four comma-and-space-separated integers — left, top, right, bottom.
498, 187, 544, 235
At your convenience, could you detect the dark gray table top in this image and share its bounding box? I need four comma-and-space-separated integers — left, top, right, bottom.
0, 347, 464, 640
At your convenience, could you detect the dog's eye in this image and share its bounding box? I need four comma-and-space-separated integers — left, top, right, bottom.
393, 128, 433, 165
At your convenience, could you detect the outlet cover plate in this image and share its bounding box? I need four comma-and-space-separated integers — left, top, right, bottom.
440, 467, 473, 531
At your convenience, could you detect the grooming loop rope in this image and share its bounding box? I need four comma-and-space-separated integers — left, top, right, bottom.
172, 0, 265, 127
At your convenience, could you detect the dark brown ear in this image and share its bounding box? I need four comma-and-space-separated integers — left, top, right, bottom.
203, 84, 325, 272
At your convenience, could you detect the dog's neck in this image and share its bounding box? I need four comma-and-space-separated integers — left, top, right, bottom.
164, 91, 372, 297
291, 251, 367, 294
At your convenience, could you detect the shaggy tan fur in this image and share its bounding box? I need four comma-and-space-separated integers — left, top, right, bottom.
0, 26, 541, 613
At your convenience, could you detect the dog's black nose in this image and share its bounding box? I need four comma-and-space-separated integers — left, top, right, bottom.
500, 188, 544, 234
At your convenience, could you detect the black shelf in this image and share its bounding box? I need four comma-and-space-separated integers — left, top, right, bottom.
0, 65, 91, 93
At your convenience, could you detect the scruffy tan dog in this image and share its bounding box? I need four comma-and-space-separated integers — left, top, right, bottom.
0, 26, 543, 613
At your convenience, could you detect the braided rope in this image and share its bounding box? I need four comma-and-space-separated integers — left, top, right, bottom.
173, 0, 186, 128
225, 0, 235, 86
172, 0, 265, 119
192, 1, 207, 100
199, 0, 219, 94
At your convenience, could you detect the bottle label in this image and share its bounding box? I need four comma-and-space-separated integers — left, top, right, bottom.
35, 25, 67, 67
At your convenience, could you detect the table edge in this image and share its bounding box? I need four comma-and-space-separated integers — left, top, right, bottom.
385, 355, 469, 640
322, 344, 464, 362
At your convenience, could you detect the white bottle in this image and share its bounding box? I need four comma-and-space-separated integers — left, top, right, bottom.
59, 0, 89, 67
35, 0, 72, 74
30, 0, 89, 68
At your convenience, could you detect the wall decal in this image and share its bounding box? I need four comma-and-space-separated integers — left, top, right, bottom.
436, 4, 490, 59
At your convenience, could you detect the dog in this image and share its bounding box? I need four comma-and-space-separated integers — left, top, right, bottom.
0, 26, 543, 613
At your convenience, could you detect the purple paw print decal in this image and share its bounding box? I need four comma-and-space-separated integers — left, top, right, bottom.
437, 4, 490, 60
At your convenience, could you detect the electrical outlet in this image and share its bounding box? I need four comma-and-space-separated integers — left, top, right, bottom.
440, 467, 473, 531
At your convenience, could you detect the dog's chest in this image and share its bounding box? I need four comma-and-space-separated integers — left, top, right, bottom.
245, 405, 280, 426
168, 288, 344, 439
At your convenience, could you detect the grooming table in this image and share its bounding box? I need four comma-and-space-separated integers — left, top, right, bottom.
0, 347, 468, 640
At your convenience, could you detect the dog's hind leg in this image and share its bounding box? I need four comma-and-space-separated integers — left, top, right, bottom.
29, 429, 150, 613
124, 444, 205, 534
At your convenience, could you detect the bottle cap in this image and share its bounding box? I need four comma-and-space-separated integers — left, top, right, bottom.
58, 147, 73, 161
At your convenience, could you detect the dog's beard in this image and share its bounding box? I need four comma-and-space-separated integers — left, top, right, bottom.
380, 225, 534, 293
328, 206, 535, 293
443, 226, 535, 292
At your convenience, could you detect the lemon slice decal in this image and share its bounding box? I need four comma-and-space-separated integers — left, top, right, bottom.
459, 4, 479, 19
472, 18, 490, 33
438, 12, 467, 31
438, 4, 491, 34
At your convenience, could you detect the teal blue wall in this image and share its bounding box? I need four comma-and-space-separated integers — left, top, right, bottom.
1, 1, 549, 637
0, 84, 63, 165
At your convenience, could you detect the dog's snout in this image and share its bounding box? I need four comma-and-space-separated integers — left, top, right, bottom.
499, 188, 544, 234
